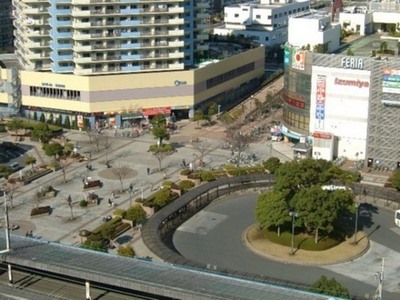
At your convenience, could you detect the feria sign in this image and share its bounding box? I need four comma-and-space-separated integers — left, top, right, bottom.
341, 57, 363, 70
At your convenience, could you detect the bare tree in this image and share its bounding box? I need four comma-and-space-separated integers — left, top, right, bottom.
87, 130, 101, 152
111, 164, 132, 192
193, 141, 209, 168
100, 135, 112, 166
153, 152, 169, 171
228, 131, 251, 167
59, 157, 70, 183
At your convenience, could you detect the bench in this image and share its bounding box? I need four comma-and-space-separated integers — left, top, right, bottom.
83, 180, 102, 190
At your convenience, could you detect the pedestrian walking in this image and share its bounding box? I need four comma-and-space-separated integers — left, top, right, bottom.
147, 167, 150, 175
182, 159, 186, 167
189, 162, 193, 171
108, 198, 112, 207
163, 172, 167, 180
129, 183, 133, 192
111, 192, 115, 200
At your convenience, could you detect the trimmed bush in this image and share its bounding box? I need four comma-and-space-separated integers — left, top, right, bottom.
113, 209, 126, 218
79, 200, 88, 207
148, 143, 175, 153
180, 169, 191, 176
30, 206, 51, 216
200, 171, 215, 182
178, 180, 195, 191
125, 204, 147, 223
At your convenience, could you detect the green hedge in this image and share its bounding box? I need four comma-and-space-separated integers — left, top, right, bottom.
178, 180, 195, 191
148, 143, 175, 153
113, 209, 127, 218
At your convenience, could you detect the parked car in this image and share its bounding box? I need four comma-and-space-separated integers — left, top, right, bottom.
9, 162, 21, 171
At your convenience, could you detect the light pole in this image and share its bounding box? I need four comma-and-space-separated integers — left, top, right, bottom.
353, 202, 359, 245
289, 211, 298, 255
0, 190, 10, 253
217, 105, 221, 116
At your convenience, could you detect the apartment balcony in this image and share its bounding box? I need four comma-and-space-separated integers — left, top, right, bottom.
120, 20, 141, 26
51, 64, 74, 73
121, 8, 141, 14
54, 9, 72, 15
121, 65, 141, 72
168, 52, 184, 59
72, 21, 91, 29
92, 44, 121, 50
168, 62, 184, 70
196, 43, 208, 51
196, 34, 208, 40
73, 56, 93, 63
73, 45, 93, 51
121, 54, 141, 60
71, 10, 91, 17
23, 0, 51, 3
26, 52, 47, 59
24, 7, 49, 14
168, 7, 184, 14
196, 2, 209, 9
197, 13, 208, 19
54, 20, 72, 27
25, 40, 50, 48
168, 29, 184, 36
54, 43, 73, 49
72, 33, 91, 40
55, 31, 73, 38
169, 19, 184, 25
26, 30, 50, 37
54, 0, 72, 3
168, 41, 184, 47
121, 43, 140, 49
121, 31, 140, 38
51, 53, 73, 61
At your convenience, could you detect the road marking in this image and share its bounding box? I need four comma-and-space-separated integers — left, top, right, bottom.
322, 241, 400, 293
177, 211, 227, 235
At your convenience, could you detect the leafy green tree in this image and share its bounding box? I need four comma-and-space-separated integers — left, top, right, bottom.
43, 142, 64, 159
81, 240, 107, 252
310, 276, 350, 299
294, 186, 335, 243
263, 157, 281, 174
7, 117, 24, 140
47, 113, 54, 125
24, 155, 37, 171
64, 116, 71, 129
193, 109, 204, 128
55, 115, 62, 127
39, 113, 46, 123
33, 111, 38, 121
392, 170, 400, 191
255, 191, 290, 235
346, 48, 354, 56
151, 113, 170, 146
32, 122, 52, 143
0, 165, 13, 179
117, 245, 135, 257
101, 226, 116, 240
125, 204, 147, 224
205, 102, 218, 124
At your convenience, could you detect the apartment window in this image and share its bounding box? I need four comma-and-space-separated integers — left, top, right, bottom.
256, 15, 261, 19
279, 13, 282, 17
274, 14, 277, 18
274, 24, 277, 28
265, 37, 269, 41
234, 14, 239, 17
289, 10, 292, 14
268, 15, 272, 19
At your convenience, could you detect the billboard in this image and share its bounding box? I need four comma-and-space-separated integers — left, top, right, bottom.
315, 75, 326, 130
292, 50, 305, 71
382, 68, 400, 94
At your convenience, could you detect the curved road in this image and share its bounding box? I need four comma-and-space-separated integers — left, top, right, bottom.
173, 193, 400, 300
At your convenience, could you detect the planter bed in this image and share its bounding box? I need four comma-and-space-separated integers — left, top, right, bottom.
30, 206, 52, 217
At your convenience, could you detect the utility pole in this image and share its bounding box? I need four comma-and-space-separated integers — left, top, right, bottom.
375, 257, 385, 300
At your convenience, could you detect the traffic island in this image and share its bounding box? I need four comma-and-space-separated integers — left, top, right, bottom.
244, 224, 369, 266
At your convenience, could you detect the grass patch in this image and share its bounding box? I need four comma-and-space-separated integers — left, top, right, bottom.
219, 112, 235, 124
263, 228, 343, 251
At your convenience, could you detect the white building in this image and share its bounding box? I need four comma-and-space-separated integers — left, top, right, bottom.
214, 0, 310, 47
12, 0, 210, 75
288, 11, 341, 53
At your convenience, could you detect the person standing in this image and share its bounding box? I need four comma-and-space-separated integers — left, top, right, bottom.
147, 167, 150, 175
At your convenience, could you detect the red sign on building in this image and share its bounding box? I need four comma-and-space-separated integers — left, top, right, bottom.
284, 95, 305, 109
141, 107, 171, 116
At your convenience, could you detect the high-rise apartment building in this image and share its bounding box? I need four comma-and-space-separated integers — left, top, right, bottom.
0, 0, 14, 51
12, 0, 209, 75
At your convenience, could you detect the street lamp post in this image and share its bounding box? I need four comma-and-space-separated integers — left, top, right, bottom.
354, 202, 359, 245
289, 211, 298, 255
